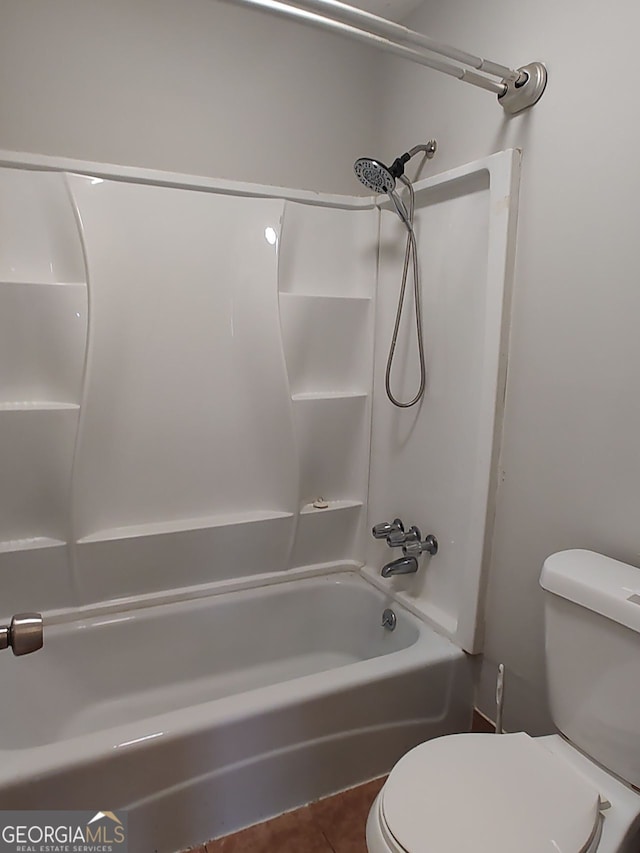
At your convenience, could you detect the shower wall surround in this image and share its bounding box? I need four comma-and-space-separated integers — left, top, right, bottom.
0, 163, 377, 616
365, 151, 520, 653
0, 150, 519, 656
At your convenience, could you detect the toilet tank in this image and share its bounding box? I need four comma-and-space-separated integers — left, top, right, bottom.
540, 550, 640, 788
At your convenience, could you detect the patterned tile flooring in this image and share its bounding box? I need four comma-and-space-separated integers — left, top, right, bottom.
187, 777, 385, 853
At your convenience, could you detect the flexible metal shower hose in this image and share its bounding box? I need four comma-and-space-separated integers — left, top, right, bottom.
385, 175, 426, 408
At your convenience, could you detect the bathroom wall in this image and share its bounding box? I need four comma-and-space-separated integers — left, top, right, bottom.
376, 0, 640, 732
3, 0, 634, 737
0, 0, 376, 194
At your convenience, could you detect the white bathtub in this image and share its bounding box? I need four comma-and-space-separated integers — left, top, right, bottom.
0, 571, 471, 852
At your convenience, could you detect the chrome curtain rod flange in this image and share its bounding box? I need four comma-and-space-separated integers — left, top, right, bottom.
498, 62, 548, 114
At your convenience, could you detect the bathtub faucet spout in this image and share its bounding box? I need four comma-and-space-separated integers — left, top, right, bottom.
381, 556, 418, 578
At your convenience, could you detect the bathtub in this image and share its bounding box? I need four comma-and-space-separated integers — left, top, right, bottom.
0, 570, 471, 852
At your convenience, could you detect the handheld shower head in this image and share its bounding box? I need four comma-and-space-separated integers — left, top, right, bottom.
352, 143, 438, 410
353, 141, 437, 195
354, 156, 413, 227
353, 158, 397, 194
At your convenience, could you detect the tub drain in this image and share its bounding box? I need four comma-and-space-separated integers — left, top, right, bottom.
381, 608, 397, 631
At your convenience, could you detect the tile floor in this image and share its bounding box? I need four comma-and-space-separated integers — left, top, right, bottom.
189, 777, 386, 853
185, 711, 493, 852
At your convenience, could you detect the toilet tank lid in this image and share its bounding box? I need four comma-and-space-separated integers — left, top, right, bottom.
540, 549, 640, 633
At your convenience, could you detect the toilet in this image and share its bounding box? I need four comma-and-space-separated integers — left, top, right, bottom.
366, 550, 640, 853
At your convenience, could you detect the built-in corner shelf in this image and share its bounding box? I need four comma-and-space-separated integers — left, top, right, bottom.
277, 202, 376, 569
0, 536, 66, 555
0, 280, 86, 288
0, 274, 87, 409
77, 510, 295, 545
279, 292, 371, 303
300, 499, 363, 515
0, 168, 88, 562
0, 535, 70, 620
278, 201, 377, 299
291, 501, 364, 567
0, 402, 80, 411
74, 510, 297, 599
279, 293, 372, 400
292, 391, 367, 402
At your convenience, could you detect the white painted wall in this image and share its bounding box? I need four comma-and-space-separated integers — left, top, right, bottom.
376, 0, 640, 732
0, 0, 376, 194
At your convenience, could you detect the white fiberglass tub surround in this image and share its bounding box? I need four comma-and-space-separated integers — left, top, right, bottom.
0, 149, 518, 852
0, 149, 518, 651
366, 150, 520, 652
0, 573, 471, 852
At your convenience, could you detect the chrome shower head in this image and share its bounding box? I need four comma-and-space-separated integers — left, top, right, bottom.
353, 142, 437, 195
354, 158, 397, 194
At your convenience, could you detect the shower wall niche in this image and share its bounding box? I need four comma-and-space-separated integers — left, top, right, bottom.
0, 168, 87, 614
278, 202, 377, 567
0, 164, 377, 616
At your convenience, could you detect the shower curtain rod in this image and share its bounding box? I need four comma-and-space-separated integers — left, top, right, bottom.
222, 0, 547, 114
279, 0, 519, 81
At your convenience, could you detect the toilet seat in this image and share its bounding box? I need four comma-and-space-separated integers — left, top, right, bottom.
380, 733, 602, 853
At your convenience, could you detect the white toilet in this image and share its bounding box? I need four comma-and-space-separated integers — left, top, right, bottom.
366, 550, 640, 853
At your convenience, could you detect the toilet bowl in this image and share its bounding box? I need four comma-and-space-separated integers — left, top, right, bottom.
366, 551, 640, 853
366, 732, 640, 853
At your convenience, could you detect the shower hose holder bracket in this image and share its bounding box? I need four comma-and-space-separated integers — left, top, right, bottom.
498, 62, 547, 115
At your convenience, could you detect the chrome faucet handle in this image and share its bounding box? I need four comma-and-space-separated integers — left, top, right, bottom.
403, 530, 438, 558
386, 529, 407, 547
372, 518, 404, 540
403, 525, 421, 544
0, 613, 43, 656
